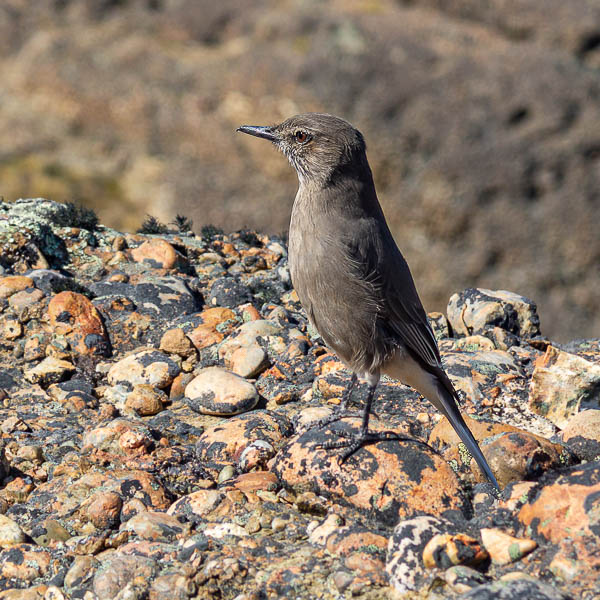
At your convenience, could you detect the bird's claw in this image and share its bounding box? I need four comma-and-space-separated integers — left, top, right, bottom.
317, 429, 409, 463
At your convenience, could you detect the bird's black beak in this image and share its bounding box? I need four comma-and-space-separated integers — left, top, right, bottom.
236, 125, 278, 142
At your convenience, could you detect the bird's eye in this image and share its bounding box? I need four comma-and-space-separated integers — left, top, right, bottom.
294, 131, 310, 143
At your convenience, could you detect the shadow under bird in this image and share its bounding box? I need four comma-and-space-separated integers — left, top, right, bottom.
237, 113, 499, 489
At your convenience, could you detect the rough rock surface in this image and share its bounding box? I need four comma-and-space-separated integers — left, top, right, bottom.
1, 2, 599, 342
0, 199, 599, 598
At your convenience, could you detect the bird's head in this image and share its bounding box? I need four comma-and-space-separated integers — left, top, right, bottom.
237, 113, 367, 186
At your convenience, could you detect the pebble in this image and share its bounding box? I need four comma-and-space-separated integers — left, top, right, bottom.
159, 327, 195, 357
47, 291, 110, 356
24, 356, 75, 386
0, 514, 28, 547
108, 349, 180, 389
122, 511, 188, 541
185, 366, 259, 416
480, 528, 537, 564
86, 491, 123, 530
203, 523, 248, 539
131, 239, 182, 270
167, 490, 224, 519
422, 532, 488, 568
124, 384, 166, 416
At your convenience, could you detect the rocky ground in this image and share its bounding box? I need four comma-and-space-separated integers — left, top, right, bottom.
1, 0, 600, 341
0, 198, 599, 599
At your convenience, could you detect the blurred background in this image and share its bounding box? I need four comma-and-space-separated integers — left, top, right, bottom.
1, 0, 599, 341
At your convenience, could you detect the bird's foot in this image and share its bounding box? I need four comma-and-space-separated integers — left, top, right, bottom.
317, 428, 410, 463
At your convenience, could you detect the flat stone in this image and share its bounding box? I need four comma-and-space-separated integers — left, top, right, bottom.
529, 345, 600, 428
518, 461, 600, 571
122, 511, 188, 541
8, 288, 45, 310
185, 366, 258, 416
272, 418, 468, 525
24, 356, 75, 386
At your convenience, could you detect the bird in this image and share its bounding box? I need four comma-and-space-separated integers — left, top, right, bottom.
237, 113, 499, 489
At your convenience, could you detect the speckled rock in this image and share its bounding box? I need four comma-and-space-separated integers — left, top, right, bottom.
185, 367, 259, 416
448, 288, 541, 338
195, 410, 292, 476
24, 356, 75, 386
186, 307, 237, 350
272, 418, 468, 525
529, 345, 600, 428
108, 349, 180, 389
559, 409, 600, 460
47, 290, 111, 356
0, 545, 51, 581
386, 516, 453, 594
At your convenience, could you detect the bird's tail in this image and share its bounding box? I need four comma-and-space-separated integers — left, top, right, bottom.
433, 378, 499, 489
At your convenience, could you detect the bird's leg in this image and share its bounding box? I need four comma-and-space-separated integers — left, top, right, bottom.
319, 382, 420, 462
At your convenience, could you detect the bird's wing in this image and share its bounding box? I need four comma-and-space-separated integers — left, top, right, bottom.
351, 219, 442, 371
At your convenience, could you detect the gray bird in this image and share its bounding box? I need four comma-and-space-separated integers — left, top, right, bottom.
237, 113, 498, 489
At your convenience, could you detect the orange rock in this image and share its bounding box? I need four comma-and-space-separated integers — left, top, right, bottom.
0, 275, 34, 298
86, 491, 123, 529
131, 239, 180, 269
232, 471, 279, 493
272, 418, 467, 523
47, 291, 110, 356
518, 462, 600, 568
